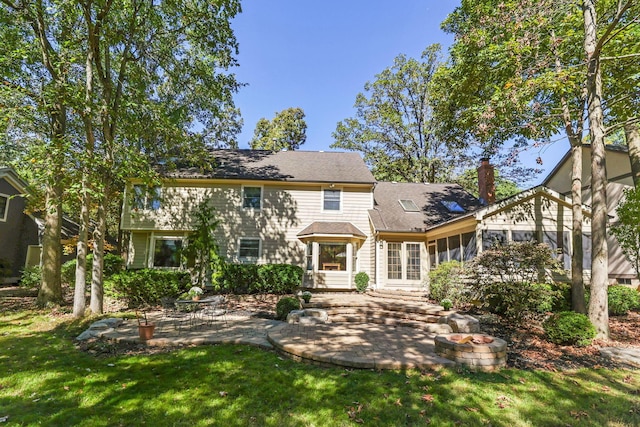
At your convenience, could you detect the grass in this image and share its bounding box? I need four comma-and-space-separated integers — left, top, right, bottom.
0, 308, 639, 426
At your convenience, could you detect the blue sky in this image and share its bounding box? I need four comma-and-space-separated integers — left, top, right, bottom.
230, 1, 568, 184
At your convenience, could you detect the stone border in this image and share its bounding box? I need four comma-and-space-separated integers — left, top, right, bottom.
434, 333, 507, 372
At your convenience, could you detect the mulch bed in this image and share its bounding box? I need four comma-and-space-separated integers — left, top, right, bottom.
2, 286, 639, 371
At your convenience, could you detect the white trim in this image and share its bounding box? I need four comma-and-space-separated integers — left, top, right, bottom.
0, 193, 9, 222
321, 187, 342, 213
238, 237, 262, 263
241, 185, 263, 210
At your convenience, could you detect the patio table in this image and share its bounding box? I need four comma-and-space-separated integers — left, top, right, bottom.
175, 296, 224, 329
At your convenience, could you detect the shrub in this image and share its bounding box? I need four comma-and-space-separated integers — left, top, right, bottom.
217, 263, 303, 294
105, 269, 191, 307
61, 253, 124, 287
257, 264, 303, 294
19, 265, 41, 289
543, 311, 596, 347
441, 298, 453, 310
276, 296, 300, 320
608, 285, 640, 315
354, 272, 369, 293
468, 242, 563, 322
428, 261, 467, 305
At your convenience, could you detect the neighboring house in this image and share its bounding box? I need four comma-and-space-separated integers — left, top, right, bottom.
0, 167, 39, 283
543, 144, 637, 285
120, 147, 636, 291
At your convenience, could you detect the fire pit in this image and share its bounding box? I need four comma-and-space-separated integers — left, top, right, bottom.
434, 333, 507, 371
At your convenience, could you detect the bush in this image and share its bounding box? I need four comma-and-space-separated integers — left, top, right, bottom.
105, 269, 191, 307
19, 266, 41, 289
543, 311, 596, 347
276, 296, 300, 320
61, 253, 124, 287
354, 271, 369, 293
428, 261, 467, 305
608, 285, 640, 315
217, 263, 303, 294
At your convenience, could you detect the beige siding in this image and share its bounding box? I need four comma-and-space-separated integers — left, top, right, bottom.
129, 232, 150, 268
123, 180, 374, 288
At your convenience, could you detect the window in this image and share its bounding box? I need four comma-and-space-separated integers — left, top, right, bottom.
448, 235, 461, 262
482, 230, 507, 250
242, 186, 262, 209
437, 238, 448, 264
512, 230, 537, 242
323, 189, 341, 211
306, 243, 313, 271
543, 230, 570, 270
153, 238, 183, 268
133, 185, 161, 210
0, 194, 8, 222
406, 243, 421, 280
387, 243, 402, 279
462, 232, 476, 261
399, 199, 420, 212
388, 242, 421, 280
441, 200, 465, 213
583, 233, 592, 270
239, 238, 261, 260
617, 278, 632, 285
428, 244, 436, 270
319, 243, 347, 271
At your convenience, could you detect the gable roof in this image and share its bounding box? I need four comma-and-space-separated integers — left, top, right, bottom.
297, 221, 367, 239
0, 167, 30, 194
369, 182, 484, 233
163, 150, 376, 184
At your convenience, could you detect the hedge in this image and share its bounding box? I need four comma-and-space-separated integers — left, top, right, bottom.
105, 269, 191, 307
62, 253, 124, 287
217, 263, 303, 294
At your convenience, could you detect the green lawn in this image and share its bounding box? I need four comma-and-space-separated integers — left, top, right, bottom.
0, 308, 638, 426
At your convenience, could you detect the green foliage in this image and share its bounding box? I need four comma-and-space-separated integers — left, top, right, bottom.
250, 107, 307, 151
19, 266, 41, 289
105, 269, 191, 308
543, 311, 596, 347
441, 298, 453, 310
182, 196, 221, 287
454, 168, 521, 201
612, 187, 640, 279
608, 285, 640, 316
354, 272, 369, 293
218, 264, 303, 295
0, 258, 11, 279
428, 261, 467, 305
275, 296, 300, 320
468, 242, 563, 322
61, 254, 124, 287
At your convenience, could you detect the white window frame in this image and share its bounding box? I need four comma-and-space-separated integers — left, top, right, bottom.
0, 193, 9, 222
132, 185, 162, 211
150, 236, 184, 269
242, 185, 263, 210
318, 242, 348, 271
238, 238, 261, 262
322, 188, 342, 212
387, 241, 422, 281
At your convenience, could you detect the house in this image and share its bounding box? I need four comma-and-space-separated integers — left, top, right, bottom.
0, 167, 40, 283
121, 150, 376, 289
543, 144, 637, 285
120, 148, 636, 291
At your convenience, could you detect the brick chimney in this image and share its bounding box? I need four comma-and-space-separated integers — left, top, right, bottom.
477, 157, 495, 205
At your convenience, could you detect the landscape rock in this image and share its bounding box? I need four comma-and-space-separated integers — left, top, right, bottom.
438, 313, 480, 333
286, 309, 329, 324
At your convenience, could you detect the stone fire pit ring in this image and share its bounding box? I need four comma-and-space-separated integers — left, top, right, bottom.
434, 333, 507, 371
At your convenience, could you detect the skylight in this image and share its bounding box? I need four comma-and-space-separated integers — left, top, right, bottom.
399, 199, 420, 212
441, 200, 465, 213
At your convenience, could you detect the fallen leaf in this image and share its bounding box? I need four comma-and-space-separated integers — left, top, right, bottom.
121, 384, 126, 388
570, 410, 588, 419
394, 398, 402, 406
465, 407, 479, 412
63, 386, 69, 391
518, 378, 526, 384
219, 391, 228, 397
623, 375, 633, 384
601, 386, 610, 392
421, 394, 434, 402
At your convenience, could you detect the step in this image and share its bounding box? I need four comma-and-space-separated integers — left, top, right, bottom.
369, 290, 430, 303
324, 307, 442, 324
306, 300, 443, 316
328, 314, 452, 334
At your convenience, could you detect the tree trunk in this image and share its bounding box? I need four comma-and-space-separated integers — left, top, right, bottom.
570, 140, 586, 313
37, 183, 63, 306
90, 190, 107, 314
625, 122, 640, 187
584, 0, 609, 339
72, 174, 90, 317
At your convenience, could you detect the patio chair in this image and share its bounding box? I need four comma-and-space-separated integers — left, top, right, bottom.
201, 296, 228, 329
159, 297, 191, 332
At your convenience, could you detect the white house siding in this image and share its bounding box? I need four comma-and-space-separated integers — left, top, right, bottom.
122, 181, 374, 289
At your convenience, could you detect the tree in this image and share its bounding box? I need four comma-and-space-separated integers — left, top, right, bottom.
332, 45, 462, 183
182, 195, 221, 288
612, 187, 640, 279
250, 107, 307, 151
